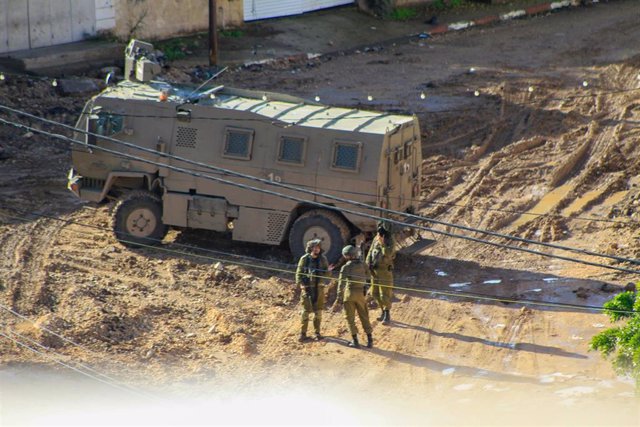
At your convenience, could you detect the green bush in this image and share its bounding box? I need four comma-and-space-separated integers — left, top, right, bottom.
220, 29, 244, 38
157, 37, 200, 61
389, 7, 418, 21
433, 0, 465, 10
590, 290, 640, 386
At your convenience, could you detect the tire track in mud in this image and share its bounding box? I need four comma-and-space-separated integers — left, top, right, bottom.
0, 218, 63, 315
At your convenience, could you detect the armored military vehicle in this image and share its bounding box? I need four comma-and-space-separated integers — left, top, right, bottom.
68, 40, 422, 262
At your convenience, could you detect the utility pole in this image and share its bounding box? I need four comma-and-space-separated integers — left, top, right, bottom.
208, 0, 218, 66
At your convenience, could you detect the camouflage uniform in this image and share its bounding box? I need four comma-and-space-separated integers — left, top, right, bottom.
337, 258, 373, 338
296, 242, 329, 338
366, 233, 396, 321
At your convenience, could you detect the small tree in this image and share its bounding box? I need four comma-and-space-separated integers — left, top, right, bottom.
590, 290, 640, 387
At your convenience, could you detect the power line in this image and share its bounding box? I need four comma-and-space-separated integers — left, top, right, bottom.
0, 205, 294, 269
0, 324, 154, 399
307, 185, 638, 226
0, 328, 155, 399
2, 114, 640, 276
2, 104, 639, 270
1, 207, 636, 316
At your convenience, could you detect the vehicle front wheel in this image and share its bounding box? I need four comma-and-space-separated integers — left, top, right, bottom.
111, 191, 167, 247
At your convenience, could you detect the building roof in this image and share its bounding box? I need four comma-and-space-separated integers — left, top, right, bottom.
99, 80, 414, 136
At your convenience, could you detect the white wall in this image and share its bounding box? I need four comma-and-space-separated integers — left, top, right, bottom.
95, 0, 115, 32
0, 0, 99, 54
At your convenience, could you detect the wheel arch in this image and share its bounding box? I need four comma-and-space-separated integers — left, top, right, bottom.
100, 171, 159, 201
285, 203, 359, 240
286, 205, 356, 263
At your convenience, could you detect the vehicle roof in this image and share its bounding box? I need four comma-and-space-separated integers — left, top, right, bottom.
98, 80, 414, 136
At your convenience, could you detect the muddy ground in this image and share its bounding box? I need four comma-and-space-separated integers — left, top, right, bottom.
1, 2, 640, 425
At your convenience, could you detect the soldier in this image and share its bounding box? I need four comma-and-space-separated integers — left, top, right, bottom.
296, 238, 329, 342
332, 245, 373, 349
366, 221, 396, 324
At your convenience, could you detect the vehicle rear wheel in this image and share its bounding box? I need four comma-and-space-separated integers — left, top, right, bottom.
111, 190, 167, 247
288, 209, 351, 263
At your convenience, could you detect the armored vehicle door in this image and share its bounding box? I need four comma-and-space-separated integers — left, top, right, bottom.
384, 122, 418, 212
385, 128, 404, 211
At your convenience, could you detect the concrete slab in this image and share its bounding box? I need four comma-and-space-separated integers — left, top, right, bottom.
0, 40, 124, 76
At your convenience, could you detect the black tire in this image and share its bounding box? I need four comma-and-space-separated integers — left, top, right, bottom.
288, 209, 351, 263
111, 190, 167, 247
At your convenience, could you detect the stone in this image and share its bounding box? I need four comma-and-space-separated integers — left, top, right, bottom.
57, 78, 99, 96
600, 283, 618, 293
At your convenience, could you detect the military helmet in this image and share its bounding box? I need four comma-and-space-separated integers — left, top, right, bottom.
306, 238, 323, 252
342, 245, 357, 257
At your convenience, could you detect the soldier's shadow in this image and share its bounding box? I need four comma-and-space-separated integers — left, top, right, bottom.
366, 345, 543, 385
324, 334, 542, 385
392, 321, 587, 359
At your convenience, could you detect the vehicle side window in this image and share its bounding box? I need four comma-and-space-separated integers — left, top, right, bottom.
223, 127, 254, 160
394, 147, 403, 164
404, 140, 413, 159
96, 112, 123, 136
278, 136, 305, 165
331, 141, 361, 172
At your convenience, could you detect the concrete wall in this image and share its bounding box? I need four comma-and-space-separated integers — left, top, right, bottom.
0, 0, 97, 53
111, 0, 243, 41
95, 0, 116, 32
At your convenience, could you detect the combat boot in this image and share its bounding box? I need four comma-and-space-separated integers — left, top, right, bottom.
366, 333, 373, 348
314, 332, 324, 341
299, 333, 309, 343
376, 309, 385, 321
382, 309, 390, 324
348, 335, 360, 349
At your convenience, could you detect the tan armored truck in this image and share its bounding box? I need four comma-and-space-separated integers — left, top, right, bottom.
68, 40, 422, 262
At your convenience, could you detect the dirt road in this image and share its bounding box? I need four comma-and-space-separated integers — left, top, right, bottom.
1, 1, 640, 424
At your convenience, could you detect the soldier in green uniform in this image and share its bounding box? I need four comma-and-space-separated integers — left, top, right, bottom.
366, 221, 396, 324
296, 238, 329, 342
333, 245, 373, 349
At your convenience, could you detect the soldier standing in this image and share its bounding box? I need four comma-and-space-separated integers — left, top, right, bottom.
333, 245, 373, 349
296, 238, 329, 342
366, 221, 396, 324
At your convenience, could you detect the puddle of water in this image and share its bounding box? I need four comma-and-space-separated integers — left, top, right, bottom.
482, 384, 510, 392
453, 384, 474, 391
540, 373, 576, 384
442, 368, 456, 376
555, 387, 596, 397
435, 269, 448, 277
511, 184, 573, 228
601, 190, 628, 207
561, 189, 604, 216
526, 289, 543, 293
552, 373, 575, 379
483, 279, 502, 285
539, 376, 555, 384
449, 282, 471, 288
543, 277, 559, 283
